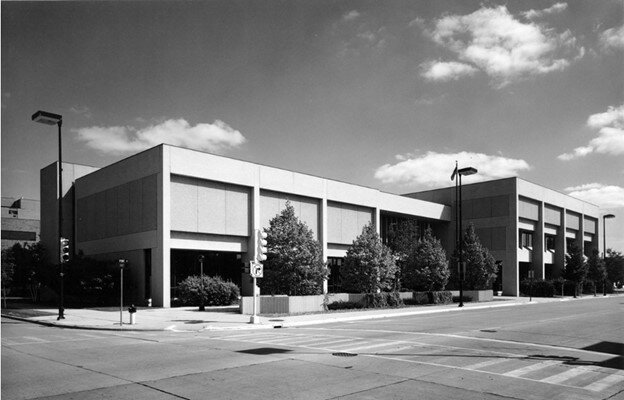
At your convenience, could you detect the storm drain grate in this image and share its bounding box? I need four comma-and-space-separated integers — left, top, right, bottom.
332, 352, 358, 357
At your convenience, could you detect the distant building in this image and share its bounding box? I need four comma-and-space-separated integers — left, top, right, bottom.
1, 197, 40, 250
39, 144, 606, 307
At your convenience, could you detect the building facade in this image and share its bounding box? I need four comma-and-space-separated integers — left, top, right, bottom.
40, 145, 605, 306
406, 178, 601, 296
1, 197, 40, 250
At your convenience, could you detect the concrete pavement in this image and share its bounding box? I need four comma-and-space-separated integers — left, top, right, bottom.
1, 294, 617, 332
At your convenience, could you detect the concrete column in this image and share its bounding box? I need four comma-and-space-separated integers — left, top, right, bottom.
321, 195, 328, 294
242, 182, 261, 297
534, 202, 545, 279
157, 146, 171, 307
374, 207, 381, 235
554, 208, 566, 278
503, 192, 519, 296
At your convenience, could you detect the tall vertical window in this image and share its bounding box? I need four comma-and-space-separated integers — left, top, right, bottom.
519, 230, 533, 249
545, 235, 556, 251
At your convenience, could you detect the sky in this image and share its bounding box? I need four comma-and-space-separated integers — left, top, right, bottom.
2, 0, 623, 250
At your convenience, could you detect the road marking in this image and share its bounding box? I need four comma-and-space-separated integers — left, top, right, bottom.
302, 338, 360, 347
340, 341, 405, 352
584, 373, 624, 392
502, 361, 559, 377
463, 358, 510, 370
540, 366, 593, 384
20, 336, 48, 342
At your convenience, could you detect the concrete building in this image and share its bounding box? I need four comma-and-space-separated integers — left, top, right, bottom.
39, 145, 605, 305
1, 197, 40, 250
41, 144, 450, 307
406, 178, 601, 296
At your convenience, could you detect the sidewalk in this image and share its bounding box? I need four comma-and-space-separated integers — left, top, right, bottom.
1, 294, 616, 332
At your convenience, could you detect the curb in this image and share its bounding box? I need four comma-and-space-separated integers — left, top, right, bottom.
2, 294, 618, 332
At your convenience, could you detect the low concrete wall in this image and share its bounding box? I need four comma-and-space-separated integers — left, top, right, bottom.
240, 290, 494, 315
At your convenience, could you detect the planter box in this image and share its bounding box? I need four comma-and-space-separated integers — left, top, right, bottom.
240, 295, 325, 315
449, 290, 493, 302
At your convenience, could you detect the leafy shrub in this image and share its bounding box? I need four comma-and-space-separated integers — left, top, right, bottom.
553, 279, 578, 296
177, 275, 240, 306
582, 279, 595, 295
453, 295, 472, 303
431, 290, 453, 304
520, 279, 556, 297
327, 301, 365, 310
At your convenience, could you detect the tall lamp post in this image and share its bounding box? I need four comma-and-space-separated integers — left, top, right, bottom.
198, 255, 205, 311
452, 162, 478, 307
32, 110, 65, 320
603, 214, 615, 296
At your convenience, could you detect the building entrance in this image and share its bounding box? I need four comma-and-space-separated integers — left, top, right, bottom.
170, 250, 243, 301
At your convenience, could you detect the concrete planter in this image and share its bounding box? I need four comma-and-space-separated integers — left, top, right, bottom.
449, 289, 493, 302
240, 294, 326, 315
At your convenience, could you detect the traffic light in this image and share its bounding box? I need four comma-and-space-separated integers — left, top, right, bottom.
256, 229, 268, 262
60, 238, 70, 264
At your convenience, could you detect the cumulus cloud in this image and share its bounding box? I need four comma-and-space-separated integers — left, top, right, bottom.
420, 61, 478, 81
599, 24, 624, 52
564, 183, 624, 208
70, 105, 92, 119
421, 5, 583, 87
374, 151, 530, 187
342, 10, 360, 22
522, 2, 568, 20
73, 118, 246, 155
558, 104, 624, 160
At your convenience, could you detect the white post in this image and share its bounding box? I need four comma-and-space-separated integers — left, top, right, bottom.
250, 276, 260, 324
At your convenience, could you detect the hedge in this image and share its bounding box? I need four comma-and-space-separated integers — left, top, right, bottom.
520, 279, 556, 297
176, 275, 240, 306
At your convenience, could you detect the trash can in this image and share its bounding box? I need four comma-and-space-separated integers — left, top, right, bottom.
128, 305, 137, 325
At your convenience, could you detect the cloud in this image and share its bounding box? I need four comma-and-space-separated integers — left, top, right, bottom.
599, 24, 624, 52
421, 61, 478, 81
73, 118, 246, 155
422, 5, 583, 87
558, 104, 624, 160
564, 183, 624, 208
342, 10, 360, 22
374, 151, 530, 187
70, 105, 92, 119
522, 3, 568, 20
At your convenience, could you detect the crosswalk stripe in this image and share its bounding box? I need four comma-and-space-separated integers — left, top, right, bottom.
303, 338, 359, 347
464, 358, 510, 370
329, 340, 371, 350
21, 336, 48, 342
502, 361, 559, 377
584, 373, 624, 392
341, 341, 404, 352
254, 335, 310, 343
540, 366, 592, 384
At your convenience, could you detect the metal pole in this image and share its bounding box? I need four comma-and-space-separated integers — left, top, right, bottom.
458, 173, 464, 308
57, 120, 65, 320
199, 256, 205, 311
120, 265, 123, 326
603, 217, 607, 296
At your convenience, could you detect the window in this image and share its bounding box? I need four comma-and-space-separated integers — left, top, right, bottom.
519, 230, 533, 249
327, 257, 343, 293
1, 230, 36, 241
545, 235, 556, 251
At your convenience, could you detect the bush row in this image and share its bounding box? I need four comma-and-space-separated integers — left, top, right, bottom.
328, 290, 455, 310
520, 278, 615, 297
175, 275, 240, 307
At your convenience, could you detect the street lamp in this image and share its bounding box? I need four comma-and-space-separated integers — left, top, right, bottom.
603, 214, 615, 296
32, 110, 65, 320
451, 162, 478, 307
198, 255, 205, 311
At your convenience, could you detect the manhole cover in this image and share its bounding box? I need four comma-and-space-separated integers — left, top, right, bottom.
332, 352, 357, 357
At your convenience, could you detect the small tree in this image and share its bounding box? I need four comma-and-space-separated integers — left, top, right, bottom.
563, 242, 588, 298
587, 249, 606, 296
458, 224, 498, 291
5, 243, 51, 302
341, 222, 398, 293
258, 202, 327, 295
1, 248, 16, 307
605, 249, 624, 288
402, 227, 450, 292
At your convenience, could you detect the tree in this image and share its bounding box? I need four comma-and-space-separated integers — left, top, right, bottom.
1, 248, 16, 307
258, 202, 327, 295
387, 219, 420, 290
586, 249, 606, 296
402, 227, 450, 292
563, 242, 588, 298
4, 243, 51, 302
605, 249, 624, 288
458, 224, 498, 290
341, 222, 398, 293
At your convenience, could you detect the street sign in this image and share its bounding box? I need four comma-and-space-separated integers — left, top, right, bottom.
249, 261, 263, 278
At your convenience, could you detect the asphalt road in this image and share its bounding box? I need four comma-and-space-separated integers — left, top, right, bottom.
2, 297, 623, 400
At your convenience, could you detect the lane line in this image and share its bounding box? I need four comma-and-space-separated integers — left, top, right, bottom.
340, 341, 405, 352
584, 373, 624, 392
502, 361, 559, 377
540, 366, 593, 384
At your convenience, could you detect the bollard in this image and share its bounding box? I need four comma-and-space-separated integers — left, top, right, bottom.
128, 304, 137, 325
